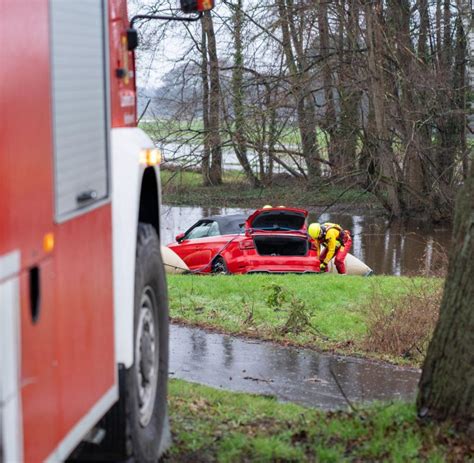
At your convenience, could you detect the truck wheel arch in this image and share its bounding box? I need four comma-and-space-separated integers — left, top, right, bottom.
138, 167, 160, 239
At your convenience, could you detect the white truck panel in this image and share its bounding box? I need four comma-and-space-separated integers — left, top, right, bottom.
111, 127, 158, 367
0, 250, 23, 462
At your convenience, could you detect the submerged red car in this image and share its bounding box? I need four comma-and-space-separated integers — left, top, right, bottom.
167, 207, 320, 274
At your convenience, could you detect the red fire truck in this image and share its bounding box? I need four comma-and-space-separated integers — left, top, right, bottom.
0, 1, 213, 461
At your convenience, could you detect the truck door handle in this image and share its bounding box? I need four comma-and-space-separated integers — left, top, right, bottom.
29, 266, 41, 323
76, 190, 98, 204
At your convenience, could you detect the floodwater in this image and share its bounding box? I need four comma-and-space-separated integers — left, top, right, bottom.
161, 205, 452, 276
170, 325, 420, 410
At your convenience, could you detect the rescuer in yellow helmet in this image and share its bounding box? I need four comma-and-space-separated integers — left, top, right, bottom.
262, 205, 272, 209
308, 222, 352, 274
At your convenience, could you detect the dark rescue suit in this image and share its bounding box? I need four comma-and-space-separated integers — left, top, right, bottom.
318, 223, 352, 274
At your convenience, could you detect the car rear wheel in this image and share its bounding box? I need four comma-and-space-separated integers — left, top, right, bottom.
211, 256, 229, 274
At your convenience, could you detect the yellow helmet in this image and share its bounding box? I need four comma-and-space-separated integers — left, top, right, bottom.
262, 205, 272, 209
308, 223, 322, 240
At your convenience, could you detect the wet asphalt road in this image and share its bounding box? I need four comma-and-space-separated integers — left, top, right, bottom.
170, 324, 421, 410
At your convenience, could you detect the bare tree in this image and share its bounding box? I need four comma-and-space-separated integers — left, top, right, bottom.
226, 0, 262, 187
276, 0, 322, 180
201, 11, 223, 185
201, 23, 212, 183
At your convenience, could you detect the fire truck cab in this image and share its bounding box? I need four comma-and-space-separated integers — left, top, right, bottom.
1, 0, 213, 461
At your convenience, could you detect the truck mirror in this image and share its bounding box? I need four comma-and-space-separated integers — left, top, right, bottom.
176, 233, 186, 243
127, 28, 139, 51
180, 0, 215, 13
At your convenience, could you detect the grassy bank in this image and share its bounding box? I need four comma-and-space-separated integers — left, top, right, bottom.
140, 119, 323, 147
161, 168, 379, 211
164, 379, 471, 462
167, 274, 442, 366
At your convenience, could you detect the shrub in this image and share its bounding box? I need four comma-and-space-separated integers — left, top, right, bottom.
362, 281, 442, 361
280, 296, 312, 335
419, 240, 450, 278
265, 283, 313, 335
265, 283, 289, 310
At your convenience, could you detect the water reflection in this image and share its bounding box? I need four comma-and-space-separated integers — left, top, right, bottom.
170, 325, 420, 410
190, 330, 208, 364
161, 205, 452, 276
222, 337, 234, 369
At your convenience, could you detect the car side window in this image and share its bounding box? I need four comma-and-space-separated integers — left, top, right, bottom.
207, 221, 220, 237
186, 221, 213, 240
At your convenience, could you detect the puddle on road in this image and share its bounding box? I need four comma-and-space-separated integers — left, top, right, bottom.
170, 325, 420, 410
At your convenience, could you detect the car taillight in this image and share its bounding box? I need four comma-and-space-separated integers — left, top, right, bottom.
239, 239, 255, 250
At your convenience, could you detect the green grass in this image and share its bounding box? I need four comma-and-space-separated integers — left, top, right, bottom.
161, 168, 378, 210
140, 119, 205, 143
167, 274, 442, 366
140, 118, 324, 147
165, 379, 470, 462
161, 169, 244, 189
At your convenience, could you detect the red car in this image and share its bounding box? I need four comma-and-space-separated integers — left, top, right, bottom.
168, 207, 321, 274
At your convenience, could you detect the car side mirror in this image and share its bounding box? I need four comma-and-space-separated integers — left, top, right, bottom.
127, 28, 139, 51
176, 233, 186, 243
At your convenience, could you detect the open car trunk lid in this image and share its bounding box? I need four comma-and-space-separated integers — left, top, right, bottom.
245, 207, 308, 232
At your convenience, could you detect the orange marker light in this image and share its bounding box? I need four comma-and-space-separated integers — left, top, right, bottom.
181, 0, 214, 12
139, 148, 162, 166
121, 35, 130, 85
198, 0, 214, 11
43, 233, 55, 253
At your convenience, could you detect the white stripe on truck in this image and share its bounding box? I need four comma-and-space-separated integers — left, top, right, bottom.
0, 250, 23, 462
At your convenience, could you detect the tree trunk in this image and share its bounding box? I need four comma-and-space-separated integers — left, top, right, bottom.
334, 0, 361, 181
265, 88, 277, 184
418, 0, 429, 61
202, 11, 222, 185
435, 0, 442, 64
365, 0, 401, 216
200, 22, 211, 186
276, 0, 321, 180
297, 98, 319, 180
453, 15, 467, 182
431, 15, 466, 220
459, 0, 472, 180
317, 0, 337, 169
417, 165, 474, 426
230, 0, 261, 188
387, 0, 429, 215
